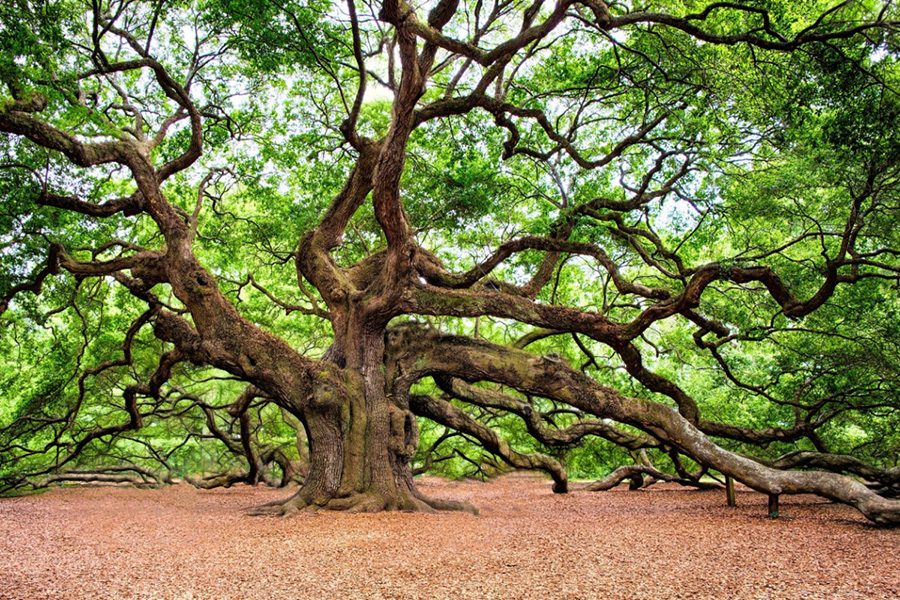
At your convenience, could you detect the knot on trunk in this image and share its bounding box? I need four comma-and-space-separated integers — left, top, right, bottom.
311, 378, 342, 408
185, 268, 217, 295
131, 253, 167, 288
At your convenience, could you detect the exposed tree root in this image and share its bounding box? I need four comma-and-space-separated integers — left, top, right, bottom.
413, 489, 479, 515
247, 485, 478, 517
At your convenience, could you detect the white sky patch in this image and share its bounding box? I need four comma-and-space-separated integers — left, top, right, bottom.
364, 84, 395, 103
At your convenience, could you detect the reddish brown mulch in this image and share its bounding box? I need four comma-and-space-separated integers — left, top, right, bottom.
1, 474, 898, 599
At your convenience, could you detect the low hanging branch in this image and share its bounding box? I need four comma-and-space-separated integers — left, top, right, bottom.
583, 464, 721, 492
30, 465, 166, 490
387, 324, 900, 525
409, 393, 569, 492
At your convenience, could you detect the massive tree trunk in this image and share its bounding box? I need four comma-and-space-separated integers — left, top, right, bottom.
267, 315, 472, 514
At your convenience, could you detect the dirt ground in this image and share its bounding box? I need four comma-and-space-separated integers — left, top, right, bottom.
1, 474, 898, 600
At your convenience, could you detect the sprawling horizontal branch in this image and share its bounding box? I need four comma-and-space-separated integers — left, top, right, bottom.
57, 247, 165, 278
29, 465, 166, 489
755, 451, 900, 489
409, 247, 876, 357
38, 191, 145, 217
0, 102, 135, 168
583, 464, 720, 491
408, 283, 622, 341
386, 324, 900, 525
700, 419, 821, 447
0, 347, 182, 493
415, 237, 670, 300
436, 376, 658, 451
608, 7, 896, 51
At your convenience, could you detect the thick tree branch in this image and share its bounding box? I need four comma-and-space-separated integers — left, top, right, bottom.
387, 325, 900, 525
409, 393, 568, 492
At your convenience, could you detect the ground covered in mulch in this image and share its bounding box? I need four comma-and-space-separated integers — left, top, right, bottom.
1, 474, 898, 600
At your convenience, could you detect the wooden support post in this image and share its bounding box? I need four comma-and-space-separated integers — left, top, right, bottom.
768, 493, 780, 518
726, 476, 736, 507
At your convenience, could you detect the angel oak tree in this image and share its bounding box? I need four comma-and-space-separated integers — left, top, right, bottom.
2, 0, 900, 523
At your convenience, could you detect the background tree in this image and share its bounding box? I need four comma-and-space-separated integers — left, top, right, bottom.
1, 0, 899, 523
